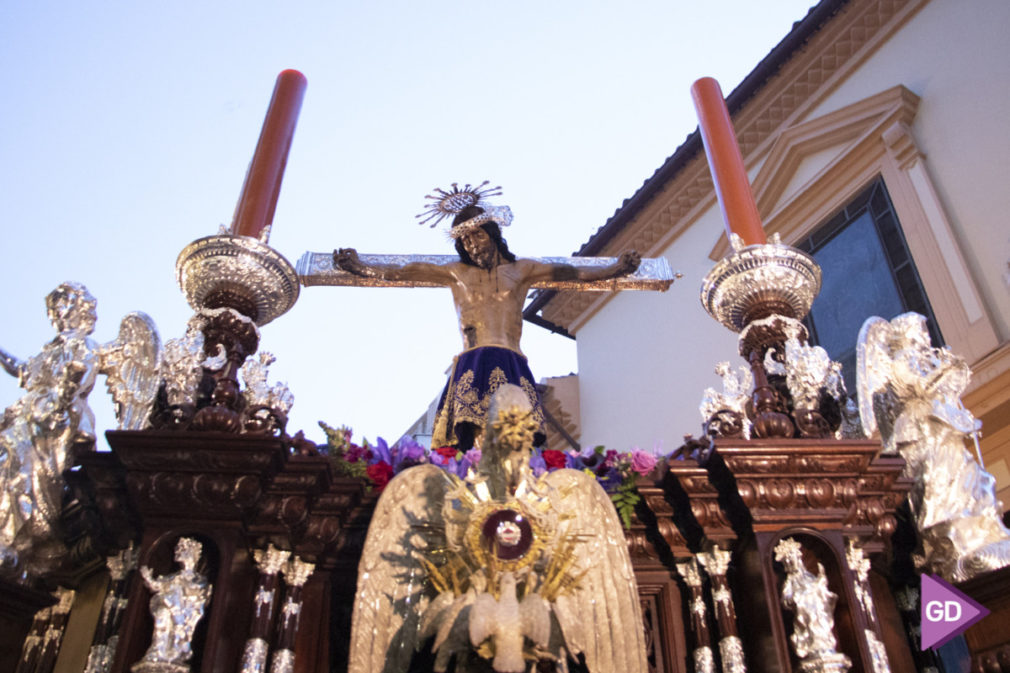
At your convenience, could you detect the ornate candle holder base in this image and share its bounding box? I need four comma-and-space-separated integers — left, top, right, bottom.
176, 234, 299, 327
175, 235, 299, 433
701, 241, 821, 333
700, 242, 825, 439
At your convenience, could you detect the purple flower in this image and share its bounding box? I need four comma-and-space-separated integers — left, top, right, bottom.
529, 450, 547, 477
392, 436, 426, 470
345, 443, 371, 463
630, 448, 658, 476
579, 451, 603, 471
371, 437, 392, 465
603, 450, 620, 468
596, 466, 623, 493
464, 448, 482, 467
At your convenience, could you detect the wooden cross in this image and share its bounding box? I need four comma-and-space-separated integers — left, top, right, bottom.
296, 252, 677, 291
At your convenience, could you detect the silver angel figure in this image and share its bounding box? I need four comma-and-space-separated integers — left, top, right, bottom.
134, 537, 213, 673
1, 283, 162, 575
699, 361, 753, 438
349, 384, 648, 673
160, 314, 219, 415
857, 312, 1010, 581
1, 282, 100, 572
99, 312, 162, 430
240, 352, 294, 415
774, 538, 851, 673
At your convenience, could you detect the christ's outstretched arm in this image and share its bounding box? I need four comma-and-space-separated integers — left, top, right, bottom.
334, 248, 455, 285
525, 250, 642, 284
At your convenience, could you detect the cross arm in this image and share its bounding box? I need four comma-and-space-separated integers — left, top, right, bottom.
296, 252, 678, 291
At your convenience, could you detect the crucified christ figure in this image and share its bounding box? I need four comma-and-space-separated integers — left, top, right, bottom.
334, 185, 641, 451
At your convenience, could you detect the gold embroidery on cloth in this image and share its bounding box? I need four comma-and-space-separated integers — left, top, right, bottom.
432, 367, 545, 447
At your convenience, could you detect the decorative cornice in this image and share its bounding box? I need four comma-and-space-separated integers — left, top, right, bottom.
537, 0, 924, 332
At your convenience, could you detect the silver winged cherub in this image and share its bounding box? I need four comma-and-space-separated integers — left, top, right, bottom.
857, 312, 1010, 581
1, 282, 160, 576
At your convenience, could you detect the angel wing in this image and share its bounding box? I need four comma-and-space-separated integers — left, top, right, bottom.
856, 316, 892, 442
349, 464, 454, 673
98, 312, 161, 430
544, 468, 649, 673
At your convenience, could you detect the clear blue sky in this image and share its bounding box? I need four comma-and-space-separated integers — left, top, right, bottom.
1, 0, 814, 447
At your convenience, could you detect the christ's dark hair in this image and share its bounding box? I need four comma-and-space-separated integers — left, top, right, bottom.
452, 205, 516, 266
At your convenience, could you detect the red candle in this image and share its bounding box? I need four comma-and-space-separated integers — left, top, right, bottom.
231, 69, 308, 241
690, 77, 766, 247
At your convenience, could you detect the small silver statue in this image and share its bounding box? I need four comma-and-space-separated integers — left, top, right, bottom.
857, 312, 1010, 581
158, 316, 208, 421
775, 538, 851, 673
1, 283, 161, 576
699, 361, 753, 438
1, 282, 100, 572
134, 537, 213, 673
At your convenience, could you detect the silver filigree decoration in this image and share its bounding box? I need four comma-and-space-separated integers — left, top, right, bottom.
84, 642, 114, 673
160, 315, 211, 412
676, 559, 704, 589
85, 546, 139, 673
701, 242, 821, 332
864, 629, 891, 673
282, 556, 314, 587
269, 648, 295, 673
699, 362, 753, 439
255, 545, 291, 576
99, 312, 161, 430
719, 636, 747, 673
783, 326, 845, 410
241, 352, 294, 416
774, 538, 852, 673
857, 313, 1010, 581
108, 544, 139, 580
176, 234, 299, 326
694, 645, 716, 673
134, 537, 213, 673
844, 541, 875, 625
240, 638, 270, 673
698, 547, 732, 576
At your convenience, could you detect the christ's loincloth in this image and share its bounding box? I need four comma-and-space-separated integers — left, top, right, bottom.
431, 346, 546, 449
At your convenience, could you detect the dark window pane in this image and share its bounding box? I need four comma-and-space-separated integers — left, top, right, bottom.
846, 184, 873, 213
801, 178, 944, 390
808, 211, 905, 359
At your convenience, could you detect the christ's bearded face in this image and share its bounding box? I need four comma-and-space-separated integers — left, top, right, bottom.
461, 227, 496, 269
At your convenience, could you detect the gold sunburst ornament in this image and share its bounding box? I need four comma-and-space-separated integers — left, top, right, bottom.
416, 180, 513, 239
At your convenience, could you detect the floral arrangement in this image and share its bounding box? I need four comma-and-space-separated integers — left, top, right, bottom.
318, 421, 662, 528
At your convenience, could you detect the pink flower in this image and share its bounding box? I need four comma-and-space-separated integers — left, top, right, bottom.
629, 448, 657, 476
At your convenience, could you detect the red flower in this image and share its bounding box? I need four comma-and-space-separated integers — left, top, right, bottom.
542, 450, 566, 470
434, 446, 459, 465
366, 461, 394, 492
